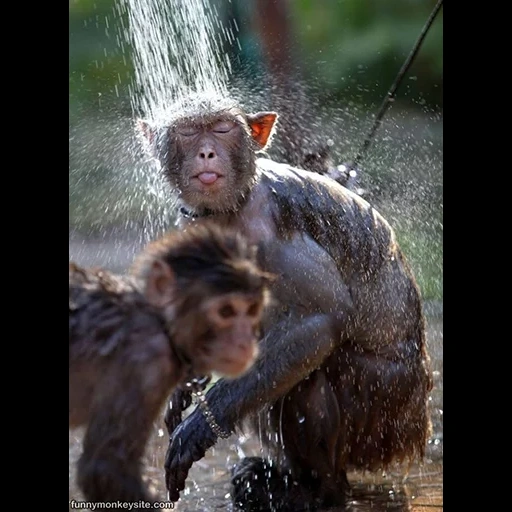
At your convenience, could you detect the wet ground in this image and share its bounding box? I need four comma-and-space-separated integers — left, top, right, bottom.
69, 238, 443, 511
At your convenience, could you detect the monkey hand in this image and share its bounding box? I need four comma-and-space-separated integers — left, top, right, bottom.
164, 388, 193, 435
164, 408, 220, 502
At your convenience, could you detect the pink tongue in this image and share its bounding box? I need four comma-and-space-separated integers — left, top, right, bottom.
198, 172, 218, 184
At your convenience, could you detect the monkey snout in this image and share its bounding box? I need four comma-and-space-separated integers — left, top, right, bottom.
199, 150, 216, 159
232, 332, 259, 358
233, 338, 253, 355
193, 153, 223, 185
219, 340, 259, 378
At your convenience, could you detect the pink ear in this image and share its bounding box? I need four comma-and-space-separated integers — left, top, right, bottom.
137, 119, 155, 144
246, 112, 278, 148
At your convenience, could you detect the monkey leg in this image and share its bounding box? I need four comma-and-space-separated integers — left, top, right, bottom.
231, 341, 431, 511
231, 455, 348, 511
231, 456, 328, 512
231, 372, 351, 511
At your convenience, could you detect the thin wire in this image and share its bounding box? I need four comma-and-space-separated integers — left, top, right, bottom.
351, 0, 443, 169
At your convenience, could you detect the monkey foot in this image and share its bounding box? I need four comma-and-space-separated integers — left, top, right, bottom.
231, 456, 326, 511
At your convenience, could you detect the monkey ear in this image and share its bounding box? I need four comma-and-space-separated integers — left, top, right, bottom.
246, 112, 278, 149
145, 259, 176, 307
137, 119, 156, 145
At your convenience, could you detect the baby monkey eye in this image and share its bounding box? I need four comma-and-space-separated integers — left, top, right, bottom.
212, 121, 235, 134
219, 304, 236, 318
247, 302, 260, 317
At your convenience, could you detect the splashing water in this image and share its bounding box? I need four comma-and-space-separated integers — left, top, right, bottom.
116, 0, 234, 124
70, 0, 238, 250
70, 2, 442, 508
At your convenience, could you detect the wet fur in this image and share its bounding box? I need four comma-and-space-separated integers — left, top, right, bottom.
69, 224, 271, 506
143, 98, 432, 511
69, 264, 175, 504
252, 160, 431, 466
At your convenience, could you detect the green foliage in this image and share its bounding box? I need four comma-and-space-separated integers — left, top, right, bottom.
290, 0, 442, 106
395, 226, 443, 301
69, 0, 133, 116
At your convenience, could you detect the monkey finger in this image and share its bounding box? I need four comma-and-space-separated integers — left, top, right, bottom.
165, 463, 191, 499
164, 441, 193, 491
166, 471, 187, 502
164, 410, 183, 434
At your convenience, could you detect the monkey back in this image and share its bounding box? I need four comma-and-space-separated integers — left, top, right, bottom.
69, 263, 167, 358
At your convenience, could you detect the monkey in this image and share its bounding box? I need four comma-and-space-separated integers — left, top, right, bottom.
138, 93, 433, 511
69, 222, 273, 507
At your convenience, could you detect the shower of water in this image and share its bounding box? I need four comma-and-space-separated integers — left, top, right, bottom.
69, 1, 442, 508
116, 0, 235, 124
70, 0, 238, 248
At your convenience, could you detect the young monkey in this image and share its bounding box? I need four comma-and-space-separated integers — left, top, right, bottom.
69, 223, 273, 507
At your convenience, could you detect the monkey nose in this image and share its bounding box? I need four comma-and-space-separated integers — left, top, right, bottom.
199, 150, 216, 159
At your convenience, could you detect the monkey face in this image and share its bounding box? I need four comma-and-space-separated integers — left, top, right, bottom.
136, 222, 274, 378
173, 290, 266, 379
137, 98, 278, 213
163, 114, 255, 212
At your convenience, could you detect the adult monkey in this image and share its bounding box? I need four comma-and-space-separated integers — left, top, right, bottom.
138, 95, 433, 511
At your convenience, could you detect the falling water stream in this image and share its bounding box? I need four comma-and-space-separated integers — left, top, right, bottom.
117, 0, 234, 123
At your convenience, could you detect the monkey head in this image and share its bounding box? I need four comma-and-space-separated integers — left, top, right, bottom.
138, 95, 278, 213
132, 224, 274, 378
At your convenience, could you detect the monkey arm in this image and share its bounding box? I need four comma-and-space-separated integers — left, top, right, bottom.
165, 235, 356, 499
214, 313, 344, 421
164, 312, 351, 500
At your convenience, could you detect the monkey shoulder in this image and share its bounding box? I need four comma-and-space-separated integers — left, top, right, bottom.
255, 158, 401, 274
256, 157, 375, 215
260, 233, 355, 322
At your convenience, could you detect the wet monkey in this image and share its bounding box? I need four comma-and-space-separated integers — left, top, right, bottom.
139, 95, 433, 511
69, 223, 272, 506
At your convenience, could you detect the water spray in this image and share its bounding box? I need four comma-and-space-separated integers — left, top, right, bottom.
349, 0, 443, 173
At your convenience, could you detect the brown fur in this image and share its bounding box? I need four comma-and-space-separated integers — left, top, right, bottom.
69, 223, 272, 506
140, 96, 433, 511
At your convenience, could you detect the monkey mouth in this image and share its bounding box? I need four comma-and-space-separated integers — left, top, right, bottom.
216, 356, 254, 377
193, 172, 224, 185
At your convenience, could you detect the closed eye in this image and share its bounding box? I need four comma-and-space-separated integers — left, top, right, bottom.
212, 121, 235, 134
177, 127, 199, 136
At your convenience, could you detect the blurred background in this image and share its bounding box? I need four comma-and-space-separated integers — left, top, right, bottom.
69, 0, 442, 302
69, 1, 443, 508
